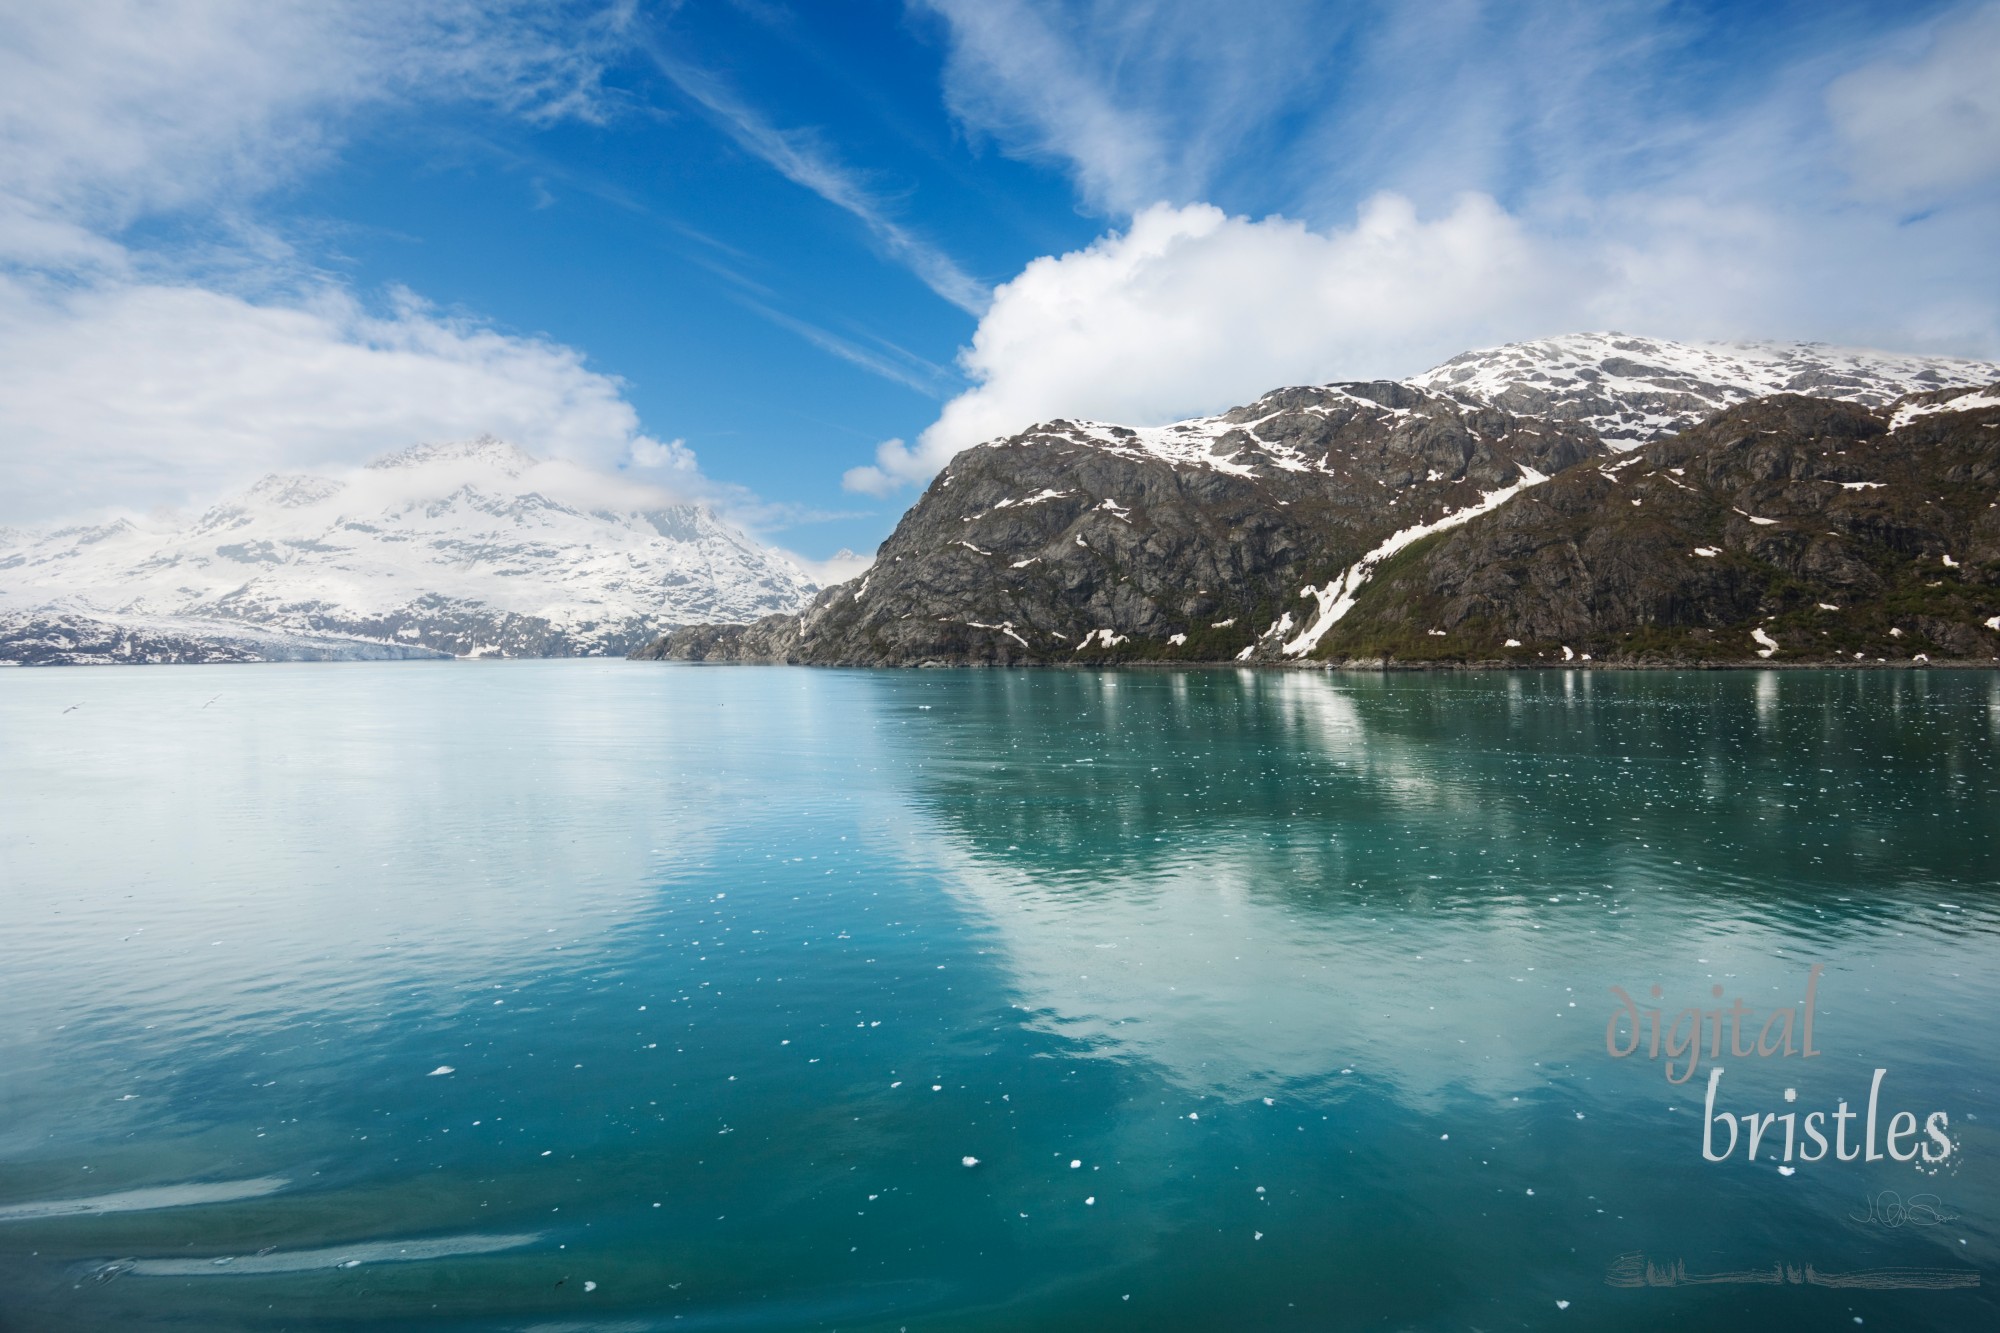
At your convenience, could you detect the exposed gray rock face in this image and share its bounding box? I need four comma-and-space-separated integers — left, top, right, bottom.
1412, 333, 2000, 446
1314, 390, 2000, 665
633, 383, 1601, 666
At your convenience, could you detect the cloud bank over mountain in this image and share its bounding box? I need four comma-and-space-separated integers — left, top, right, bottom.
845, 0, 2000, 492
0, 0, 684, 524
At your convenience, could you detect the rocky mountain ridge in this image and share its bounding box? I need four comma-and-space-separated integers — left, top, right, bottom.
636, 337, 2000, 669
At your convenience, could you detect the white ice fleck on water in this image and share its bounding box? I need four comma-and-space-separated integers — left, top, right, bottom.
428, 1066, 454, 1076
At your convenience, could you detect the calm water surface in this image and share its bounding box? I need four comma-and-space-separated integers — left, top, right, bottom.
1, 663, 1997, 1331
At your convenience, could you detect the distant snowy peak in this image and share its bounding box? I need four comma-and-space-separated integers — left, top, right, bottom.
1412, 332, 2000, 446
1, 438, 819, 663
366, 434, 539, 474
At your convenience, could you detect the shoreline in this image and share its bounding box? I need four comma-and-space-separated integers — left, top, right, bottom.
630, 655, 2000, 673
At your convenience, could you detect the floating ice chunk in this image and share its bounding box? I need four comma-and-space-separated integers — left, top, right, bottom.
962, 1156, 979, 1168
584, 1280, 597, 1292
118, 1232, 539, 1275
0, 1177, 289, 1222
428, 1066, 455, 1077
1070, 1160, 1082, 1169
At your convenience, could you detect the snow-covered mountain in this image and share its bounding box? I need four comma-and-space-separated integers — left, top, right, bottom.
1413, 332, 2000, 445
0, 437, 819, 664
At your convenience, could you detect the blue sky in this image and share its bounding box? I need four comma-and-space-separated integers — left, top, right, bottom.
2, 0, 1997, 571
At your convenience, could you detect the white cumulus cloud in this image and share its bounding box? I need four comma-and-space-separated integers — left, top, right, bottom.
0, 275, 692, 522
848, 194, 1554, 490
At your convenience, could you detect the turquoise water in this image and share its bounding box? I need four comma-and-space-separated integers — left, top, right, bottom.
1, 662, 1997, 1331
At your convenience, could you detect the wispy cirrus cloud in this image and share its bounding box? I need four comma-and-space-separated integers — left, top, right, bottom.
0, 0, 635, 257
734, 298, 962, 399
640, 36, 990, 315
